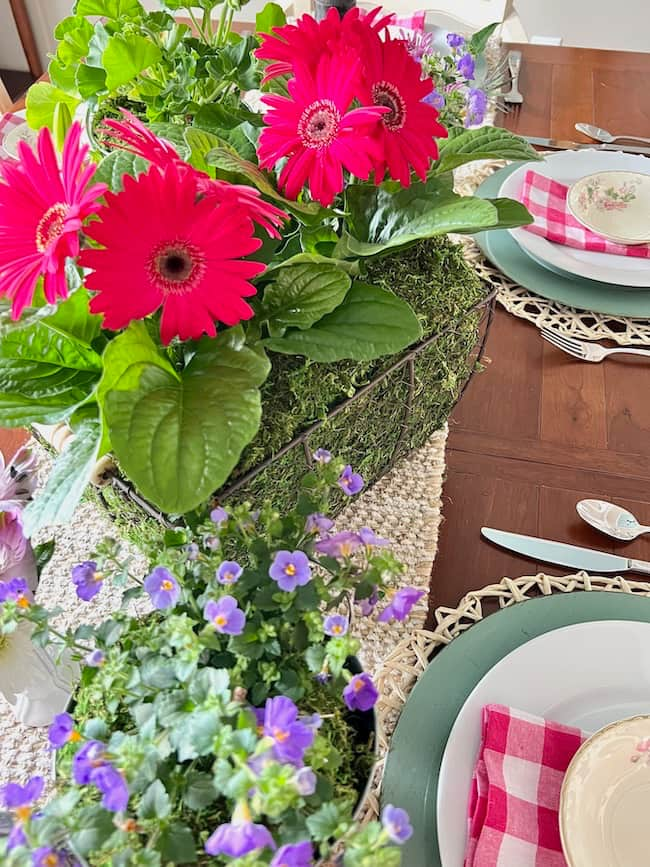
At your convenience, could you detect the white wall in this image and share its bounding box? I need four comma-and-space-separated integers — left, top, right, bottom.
515, 0, 650, 51
0, 0, 30, 71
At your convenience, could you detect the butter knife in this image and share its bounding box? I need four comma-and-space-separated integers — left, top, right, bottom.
523, 136, 650, 156
481, 527, 650, 574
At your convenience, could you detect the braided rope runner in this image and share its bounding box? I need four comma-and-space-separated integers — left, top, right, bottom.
454, 160, 650, 346
360, 571, 650, 822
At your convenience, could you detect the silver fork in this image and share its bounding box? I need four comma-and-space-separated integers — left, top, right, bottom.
502, 50, 523, 105
541, 328, 650, 362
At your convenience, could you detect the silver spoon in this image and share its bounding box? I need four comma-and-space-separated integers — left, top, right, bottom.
575, 122, 650, 146
576, 499, 650, 541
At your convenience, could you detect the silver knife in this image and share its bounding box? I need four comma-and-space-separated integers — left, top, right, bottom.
482, 527, 650, 575
523, 136, 650, 157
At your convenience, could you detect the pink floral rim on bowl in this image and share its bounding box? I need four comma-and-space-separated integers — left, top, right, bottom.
567, 170, 650, 245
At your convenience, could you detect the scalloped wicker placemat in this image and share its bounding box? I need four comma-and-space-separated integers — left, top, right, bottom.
360, 571, 650, 822
454, 160, 650, 346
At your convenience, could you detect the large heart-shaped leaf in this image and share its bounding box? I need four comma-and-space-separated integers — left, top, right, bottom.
103, 329, 270, 514
264, 281, 421, 362
74, 0, 145, 18
102, 33, 162, 91
262, 259, 351, 336
94, 150, 148, 192
256, 2, 287, 34
431, 126, 541, 174
23, 417, 102, 536
25, 82, 80, 131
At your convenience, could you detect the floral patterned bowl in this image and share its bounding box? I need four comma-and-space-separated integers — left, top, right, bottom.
567, 170, 650, 244
560, 715, 650, 867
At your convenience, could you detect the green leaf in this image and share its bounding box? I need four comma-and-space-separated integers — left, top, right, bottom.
45, 288, 102, 345
158, 822, 197, 864
33, 539, 56, 577
149, 122, 190, 159
468, 21, 500, 54
306, 801, 352, 841
93, 150, 148, 192
69, 805, 115, 857
264, 281, 422, 362
74, 0, 145, 17
256, 2, 286, 34
481, 197, 535, 229
102, 33, 162, 91
184, 127, 224, 174
23, 418, 102, 535
206, 147, 326, 222
262, 259, 351, 336
432, 126, 542, 174
138, 780, 171, 820
48, 58, 78, 92
103, 328, 270, 513
54, 15, 94, 66
182, 771, 218, 810
342, 176, 508, 257
25, 82, 80, 131
76, 63, 107, 99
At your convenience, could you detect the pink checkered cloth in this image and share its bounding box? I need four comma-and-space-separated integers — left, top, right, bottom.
520, 169, 650, 259
0, 113, 25, 158
464, 705, 587, 867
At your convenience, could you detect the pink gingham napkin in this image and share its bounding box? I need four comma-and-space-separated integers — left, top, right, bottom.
521, 169, 650, 259
0, 113, 25, 158
464, 705, 587, 867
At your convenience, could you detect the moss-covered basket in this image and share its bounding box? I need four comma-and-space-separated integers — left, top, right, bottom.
98, 235, 491, 543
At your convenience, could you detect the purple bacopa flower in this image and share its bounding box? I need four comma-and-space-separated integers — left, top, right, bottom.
314, 531, 361, 559
92, 763, 130, 812
312, 448, 331, 464
204, 596, 246, 636
0, 576, 29, 604
305, 513, 334, 537
86, 649, 105, 667
71, 560, 104, 602
1, 775, 44, 810
263, 696, 315, 766
465, 87, 488, 127
382, 804, 413, 843
456, 51, 475, 80
144, 566, 180, 610
343, 673, 379, 712
357, 586, 379, 617
424, 89, 446, 111
72, 740, 106, 785
378, 587, 425, 622
446, 31, 465, 49
210, 506, 228, 525
338, 465, 364, 496
358, 527, 389, 549
269, 550, 311, 592
48, 712, 81, 749
205, 802, 276, 857
294, 767, 317, 796
216, 560, 243, 586
323, 614, 349, 637
32, 847, 70, 866
271, 841, 315, 866
6, 821, 26, 850
186, 542, 200, 561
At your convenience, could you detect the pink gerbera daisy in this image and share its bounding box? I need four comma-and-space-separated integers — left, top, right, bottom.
102, 111, 287, 238
0, 122, 105, 319
358, 32, 448, 186
79, 163, 266, 345
257, 51, 386, 207
255, 7, 393, 83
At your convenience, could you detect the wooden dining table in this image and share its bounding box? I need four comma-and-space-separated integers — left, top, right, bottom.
428, 43, 650, 618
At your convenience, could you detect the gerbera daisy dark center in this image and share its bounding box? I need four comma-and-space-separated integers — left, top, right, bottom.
148, 240, 206, 296
35, 203, 68, 253
371, 81, 407, 131
298, 99, 341, 149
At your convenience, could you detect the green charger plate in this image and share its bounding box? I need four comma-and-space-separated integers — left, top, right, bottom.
381, 591, 650, 867
474, 164, 650, 317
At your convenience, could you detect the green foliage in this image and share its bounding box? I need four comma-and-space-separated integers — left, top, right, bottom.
432, 126, 542, 174
93, 151, 149, 192
25, 81, 80, 131
102, 33, 162, 91
256, 2, 287, 34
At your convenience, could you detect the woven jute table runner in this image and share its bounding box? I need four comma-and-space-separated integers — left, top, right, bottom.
455, 160, 650, 346
360, 571, 650, 822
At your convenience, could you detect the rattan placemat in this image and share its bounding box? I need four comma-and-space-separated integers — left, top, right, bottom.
455, 161, 650, 346
360, 571, 650, 821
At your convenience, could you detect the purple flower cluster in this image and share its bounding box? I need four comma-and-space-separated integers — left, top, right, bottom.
216, 560, 243, 585
0, 576, 29, 605
465, 87, 488, 126
315, 526, 388, 560
144, 567, 180, 609
205, 802, 275, 858
1, 775, 44, 812
382, 804, 413, 843
72, 740, 129, 812
305, 513, 334, 537
378, 588, 425, 622
343, 673, 379, 712
323, 614, 348, 637
262, 696, 315, 766
446, 32, 465, 49
424, 89, 446, 111
338, 465, 364, 496
210, 506, 228, 525
269, 551, 311, 592
312, 448, 331, 464
71, 560, 104, 602
357, 586, 379, 617
271, 841, 314, 866
86, 649, 105, 667
205, 596, 246, 635
48, 712, 82, 749
456, 52, 475, 80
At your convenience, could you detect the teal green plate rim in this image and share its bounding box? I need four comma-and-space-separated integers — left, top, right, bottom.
381, 591, 650, 867
474, 163, 650, 317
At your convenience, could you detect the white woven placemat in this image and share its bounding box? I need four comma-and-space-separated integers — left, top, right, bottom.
455, 160, 650, 346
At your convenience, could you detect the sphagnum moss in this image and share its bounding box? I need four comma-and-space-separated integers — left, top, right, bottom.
99, 236, 487, 548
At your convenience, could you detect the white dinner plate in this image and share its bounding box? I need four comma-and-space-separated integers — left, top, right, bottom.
436, 620, 650, 867
500, 149, 650, 288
